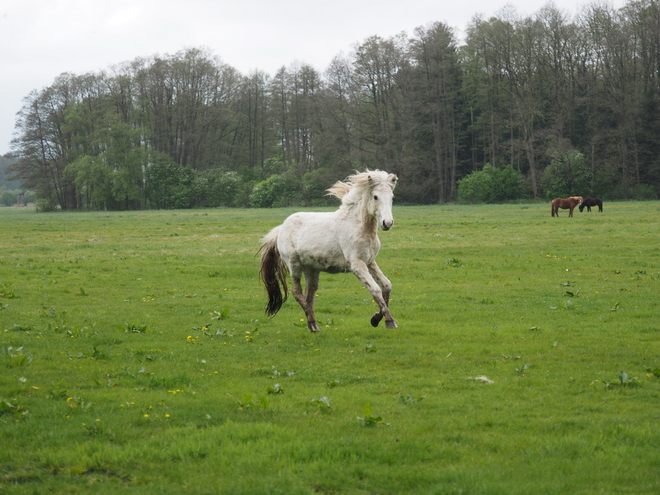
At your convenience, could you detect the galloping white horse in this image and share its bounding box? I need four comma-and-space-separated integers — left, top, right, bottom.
259, 170, 398, 332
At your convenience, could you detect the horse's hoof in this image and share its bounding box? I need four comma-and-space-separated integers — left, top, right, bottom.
308, 321, 319, 332
385, 320, 398, 329
370, 313, 383, 327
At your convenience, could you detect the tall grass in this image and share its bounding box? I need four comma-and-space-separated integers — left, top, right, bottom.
1, 203, 659, 494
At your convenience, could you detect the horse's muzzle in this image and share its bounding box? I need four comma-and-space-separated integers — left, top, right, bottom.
382, 220, 394, 231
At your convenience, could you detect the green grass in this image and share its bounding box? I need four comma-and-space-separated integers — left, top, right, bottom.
1, 203, 659, 494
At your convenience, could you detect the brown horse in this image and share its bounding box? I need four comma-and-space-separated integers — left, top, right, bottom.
551, 196, 583, 217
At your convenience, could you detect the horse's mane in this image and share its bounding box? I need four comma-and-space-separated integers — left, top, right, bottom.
326, 170, 395, 204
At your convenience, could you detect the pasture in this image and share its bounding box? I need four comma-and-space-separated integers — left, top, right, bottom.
1, 202, 659, 494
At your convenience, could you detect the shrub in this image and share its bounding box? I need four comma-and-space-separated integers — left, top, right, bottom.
0, 187, 17, 206
35, 198, 56, 212
491, 165, 526, 201
145, 154, 195, 209
458, 168, 494, 203
458, 164, 526, 203
192, 169, 243, 207
631, 184, 658, 200
250, 171, 302, 208
541, 151, 593, 199
301, 169, 335, 206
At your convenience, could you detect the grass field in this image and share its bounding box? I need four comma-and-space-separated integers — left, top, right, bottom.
1, 202, 659, 494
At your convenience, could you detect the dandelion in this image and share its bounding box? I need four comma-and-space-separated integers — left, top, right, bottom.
165, 414, 171, 418
144, 414, 149, 418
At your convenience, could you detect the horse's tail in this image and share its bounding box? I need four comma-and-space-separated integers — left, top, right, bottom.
259, 227, 288, 316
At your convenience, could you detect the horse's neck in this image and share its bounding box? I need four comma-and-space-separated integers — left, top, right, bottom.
338, 203, 378, 240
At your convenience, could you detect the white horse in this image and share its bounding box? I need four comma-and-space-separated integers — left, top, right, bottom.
259, 170, 398, 332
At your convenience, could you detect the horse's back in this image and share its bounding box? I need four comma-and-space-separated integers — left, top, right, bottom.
278, 211, 347, 270
279, 211, 338, 244
277, 209, 378, 273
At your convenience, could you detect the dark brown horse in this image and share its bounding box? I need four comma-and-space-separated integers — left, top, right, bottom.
579, 198, 603, 212
551, 196, 583, 217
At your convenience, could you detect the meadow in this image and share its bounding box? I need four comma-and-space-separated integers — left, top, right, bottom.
1, 202, 659, 494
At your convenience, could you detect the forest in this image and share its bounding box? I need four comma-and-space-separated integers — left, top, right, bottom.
6, 0, 660, 210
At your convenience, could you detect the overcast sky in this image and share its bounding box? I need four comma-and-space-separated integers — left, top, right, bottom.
1, 0, 626, 156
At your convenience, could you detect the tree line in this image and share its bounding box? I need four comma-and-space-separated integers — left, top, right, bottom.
8, 0, 660, 210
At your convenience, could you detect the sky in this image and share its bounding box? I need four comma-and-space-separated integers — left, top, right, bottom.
0, 0, 626, 156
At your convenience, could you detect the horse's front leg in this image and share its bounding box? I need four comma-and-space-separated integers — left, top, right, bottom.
352, 260, 397, 329
366, 261, 394, 328
291, 269, 319, 333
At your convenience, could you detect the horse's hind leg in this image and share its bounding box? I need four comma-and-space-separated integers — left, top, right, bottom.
291, 268, 319, 332
304, 270, 320, 331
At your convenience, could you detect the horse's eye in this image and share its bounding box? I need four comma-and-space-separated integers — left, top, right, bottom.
373, 195, 379, 201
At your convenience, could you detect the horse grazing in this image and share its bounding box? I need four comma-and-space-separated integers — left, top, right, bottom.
551, 196, 583, 217
259, 170, 398, 332
579, 198, 603, 213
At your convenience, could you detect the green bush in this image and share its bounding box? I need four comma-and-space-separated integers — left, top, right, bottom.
541, 151, 593, 199
301, 168, 336, 206
492, 165, 526, 201
145, 154, 195, 209
192, 169, 244, 207
457, 164, 526, 203
458, 168, 494, 203
35, 198, 56, 212
250, 171, 302, 208
631, 183, 658, 200
0, 187, 17, 206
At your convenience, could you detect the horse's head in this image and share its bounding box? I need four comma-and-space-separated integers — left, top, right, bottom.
367, 172, 398, 231
330, 170, 398, 230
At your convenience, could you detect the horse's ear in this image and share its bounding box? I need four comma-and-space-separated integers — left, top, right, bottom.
388, 174, 398, 185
